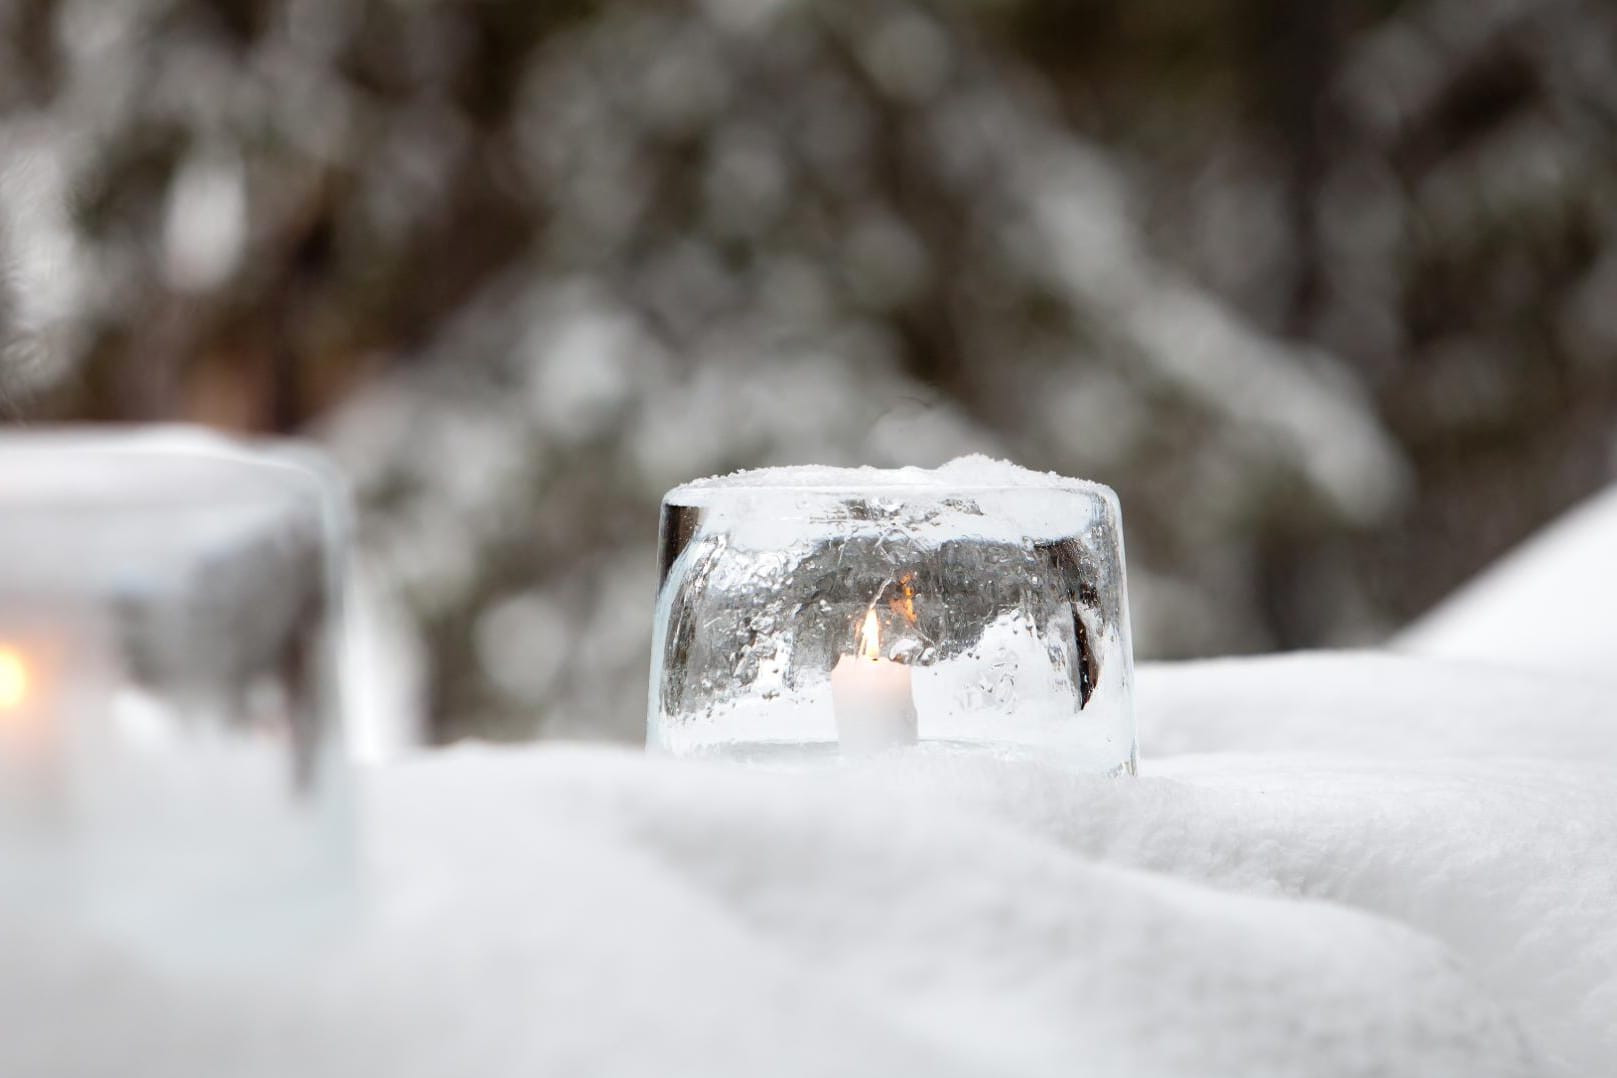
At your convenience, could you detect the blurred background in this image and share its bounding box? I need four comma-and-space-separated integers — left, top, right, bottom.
1, 0, 1613, 747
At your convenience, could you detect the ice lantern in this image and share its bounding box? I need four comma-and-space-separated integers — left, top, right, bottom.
648, 458, 1136, 773
0, 428, 351, 956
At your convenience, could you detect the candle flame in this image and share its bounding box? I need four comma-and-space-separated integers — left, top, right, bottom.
0, 647, 29, 712
858, 609, 882, 662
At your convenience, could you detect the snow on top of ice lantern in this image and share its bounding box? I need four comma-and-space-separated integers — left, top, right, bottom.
669, 454, 1110, 497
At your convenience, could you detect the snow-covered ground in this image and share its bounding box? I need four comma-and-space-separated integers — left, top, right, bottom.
5, 646, 1612, 1077
8, 481, 1616, 1077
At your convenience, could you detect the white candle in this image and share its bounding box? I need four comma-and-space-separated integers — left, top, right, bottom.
831, 610, 917, 754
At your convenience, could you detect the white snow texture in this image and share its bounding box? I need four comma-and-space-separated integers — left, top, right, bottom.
670, 454, 1106, 494
1397, 482, 1617, 684
5, 647, 1613, 1077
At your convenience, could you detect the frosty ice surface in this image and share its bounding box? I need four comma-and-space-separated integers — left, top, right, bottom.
649, 457, 1136, 772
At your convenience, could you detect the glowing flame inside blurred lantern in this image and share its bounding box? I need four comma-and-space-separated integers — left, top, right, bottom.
0, 646, 29, 713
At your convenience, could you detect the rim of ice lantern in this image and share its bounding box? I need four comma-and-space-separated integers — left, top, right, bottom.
663, 456, 1120, 503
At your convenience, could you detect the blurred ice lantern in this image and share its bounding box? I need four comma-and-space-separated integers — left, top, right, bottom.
650, 457, 1135, 772
0, 427, 350, 963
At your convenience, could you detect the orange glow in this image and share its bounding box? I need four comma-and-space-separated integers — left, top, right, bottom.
899, 575, 918, 624
858, 610, 883, 662
0, 647, 29, 712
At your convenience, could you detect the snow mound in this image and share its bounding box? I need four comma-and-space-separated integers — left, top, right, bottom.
1136, 650, 1617, 762
844, 750, 1610, 1078
7, 652, 1612, 1076
1396, 483, 1617, 682
3, 744, 1530, 1078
